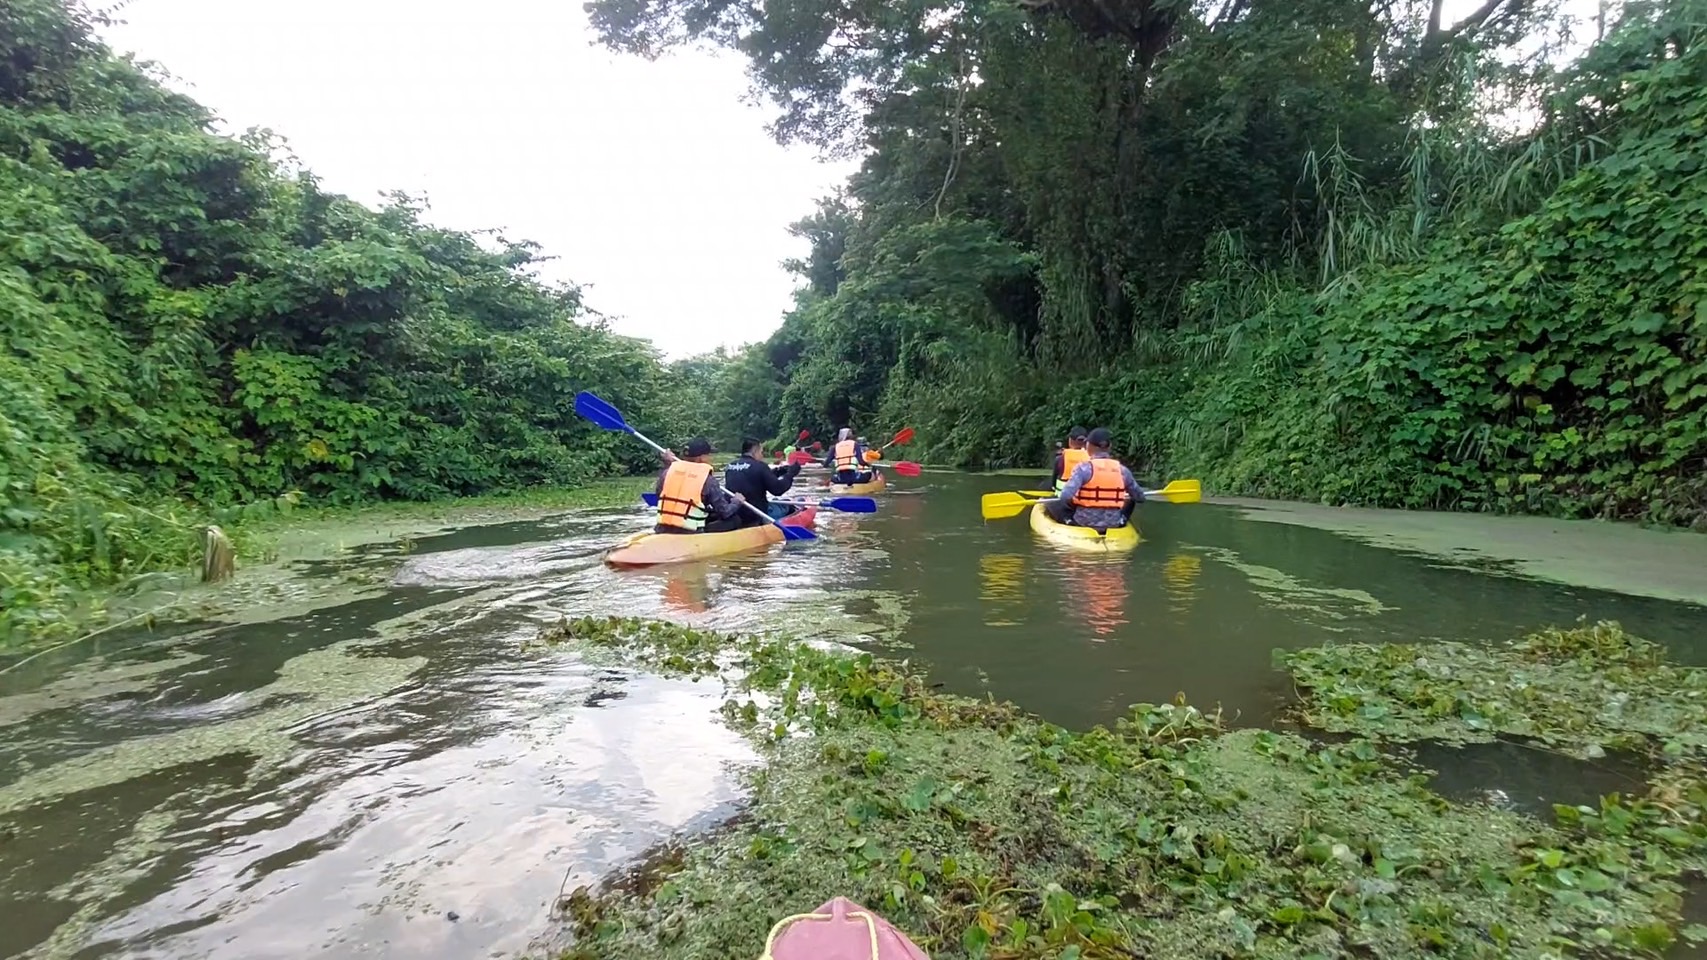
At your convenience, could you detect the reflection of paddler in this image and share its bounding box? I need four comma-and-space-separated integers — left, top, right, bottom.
661, 570, 710, 613
1162, 552, 1202, 614
1059, 555, 1130, 639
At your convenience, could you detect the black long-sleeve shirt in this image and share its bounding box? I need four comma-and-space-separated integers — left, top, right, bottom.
724, 454, 799, 515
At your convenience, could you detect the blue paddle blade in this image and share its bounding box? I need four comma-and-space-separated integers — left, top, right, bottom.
821, 497, 877, 513
641, 492, 659, 507
574, 391, 630, 433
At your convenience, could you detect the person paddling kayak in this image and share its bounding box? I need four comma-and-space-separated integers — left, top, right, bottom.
824, 428, 875, 485
1048, 425, 1090, 494
653, 437, 747, 534
1044, 427, 1143, 530
725, 436, 804, 525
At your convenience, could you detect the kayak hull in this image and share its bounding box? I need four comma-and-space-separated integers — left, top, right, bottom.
605, 507, 818, 568
765, 896, 929, 960
829, 471, 886, 496
1028, 502, 1139, 552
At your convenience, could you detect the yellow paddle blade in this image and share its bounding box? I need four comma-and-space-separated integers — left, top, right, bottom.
980, 491, 1037, 520
1147, 479, 1203, 504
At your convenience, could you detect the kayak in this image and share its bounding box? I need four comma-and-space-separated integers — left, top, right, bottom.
605, 507, 818, 568
829, 471, 886, 495
1029, 501, 1139, 552
763, 896, 928, 960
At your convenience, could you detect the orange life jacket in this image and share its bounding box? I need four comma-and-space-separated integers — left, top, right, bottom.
1054, 447, 1090, 492
658, 460, 712, 530
1071, 458, 1128, 509
833, 439, 860, 470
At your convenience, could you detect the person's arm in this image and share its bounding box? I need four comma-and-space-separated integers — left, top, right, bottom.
1122, 465, 1145, 504
1046, 452, 1063, 489
1057, 462, 1090, 504
702, 473, 743, 518
653, 468, 666, 497
766, 466, 794, 495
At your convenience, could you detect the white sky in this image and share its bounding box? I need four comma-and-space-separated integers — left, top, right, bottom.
99, 0, 859, 359
98, 0, 1602, 360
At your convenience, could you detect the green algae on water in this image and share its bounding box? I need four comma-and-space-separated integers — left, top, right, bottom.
544, 617, 1707, 959
1282, 621, 1707, 762
1200, 546, 1392, 625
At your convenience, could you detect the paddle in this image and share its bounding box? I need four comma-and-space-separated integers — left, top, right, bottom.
574, 391, 815, 541
641, 493, 877, 513
981, 479, 1203, 520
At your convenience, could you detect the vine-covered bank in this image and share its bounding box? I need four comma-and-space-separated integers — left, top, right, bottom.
0, 1, 733, 649
590, 0, 1707, 527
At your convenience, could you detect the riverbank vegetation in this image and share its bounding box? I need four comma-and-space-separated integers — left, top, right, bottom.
0, 1, 722, 651
547, 617, 1707, 958
591, 0, 1707, 528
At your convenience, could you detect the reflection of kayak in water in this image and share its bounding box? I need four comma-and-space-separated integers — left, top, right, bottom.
763, 897, 928, 959
604, 507, 818, 568
828, 471, 886, 495
1028, 502, 1139, 552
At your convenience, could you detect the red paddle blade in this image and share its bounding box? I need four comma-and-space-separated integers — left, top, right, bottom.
797, 429, 811, 441
887, 427, 915, 447
891, 461, 922, 477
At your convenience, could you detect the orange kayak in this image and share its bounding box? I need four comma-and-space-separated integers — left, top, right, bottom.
605, 507, 817, 568
762, 897, 929, 959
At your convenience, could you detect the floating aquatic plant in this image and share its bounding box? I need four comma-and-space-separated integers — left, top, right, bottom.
544, 617, 1707, 959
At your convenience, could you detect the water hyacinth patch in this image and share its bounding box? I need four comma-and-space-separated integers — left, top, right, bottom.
541, 617, 1707, 959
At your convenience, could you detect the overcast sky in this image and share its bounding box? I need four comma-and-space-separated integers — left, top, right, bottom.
99, 0, 859, 359
98, 0, 1602, 360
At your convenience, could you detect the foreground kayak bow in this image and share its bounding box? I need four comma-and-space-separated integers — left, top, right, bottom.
761, 897, 929, 960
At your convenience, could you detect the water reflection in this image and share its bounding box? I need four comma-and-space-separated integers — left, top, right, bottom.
1161, 552, 1202, 616
1057, 554, 1130, 640
978, 554, 1025, 627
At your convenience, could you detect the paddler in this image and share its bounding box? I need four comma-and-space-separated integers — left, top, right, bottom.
653, 437, 747, 534
1044, 427, 1143, 529
725, 436, 804, 525
823, 428, 874, 485
1048, 426, 1090, 494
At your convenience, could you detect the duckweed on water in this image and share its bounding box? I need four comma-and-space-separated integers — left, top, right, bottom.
541, 616, 1707, 958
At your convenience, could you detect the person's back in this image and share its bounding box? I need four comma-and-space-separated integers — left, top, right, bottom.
654, 437, 746, 533
725, 438, 801, 525
1047, 428, 1143, 530
828, 430, 867, 484
656, 459, 714, 533
1048, 427, 1089, 494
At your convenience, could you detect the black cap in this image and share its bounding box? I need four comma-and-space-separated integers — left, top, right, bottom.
1068, 426, 1088, 440
684, 437, 713, 457
1086, 427, 1112, 447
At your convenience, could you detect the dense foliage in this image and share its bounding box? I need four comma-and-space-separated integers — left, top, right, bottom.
0, 0, 721, 647
593, 0, 1707, 527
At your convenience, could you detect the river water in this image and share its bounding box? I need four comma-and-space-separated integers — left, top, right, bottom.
1, 473, 1702, 959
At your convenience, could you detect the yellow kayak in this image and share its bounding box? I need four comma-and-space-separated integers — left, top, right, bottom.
1028, 502, 1139, 552
829, 471, 886, 495
605, 508, 817, 567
